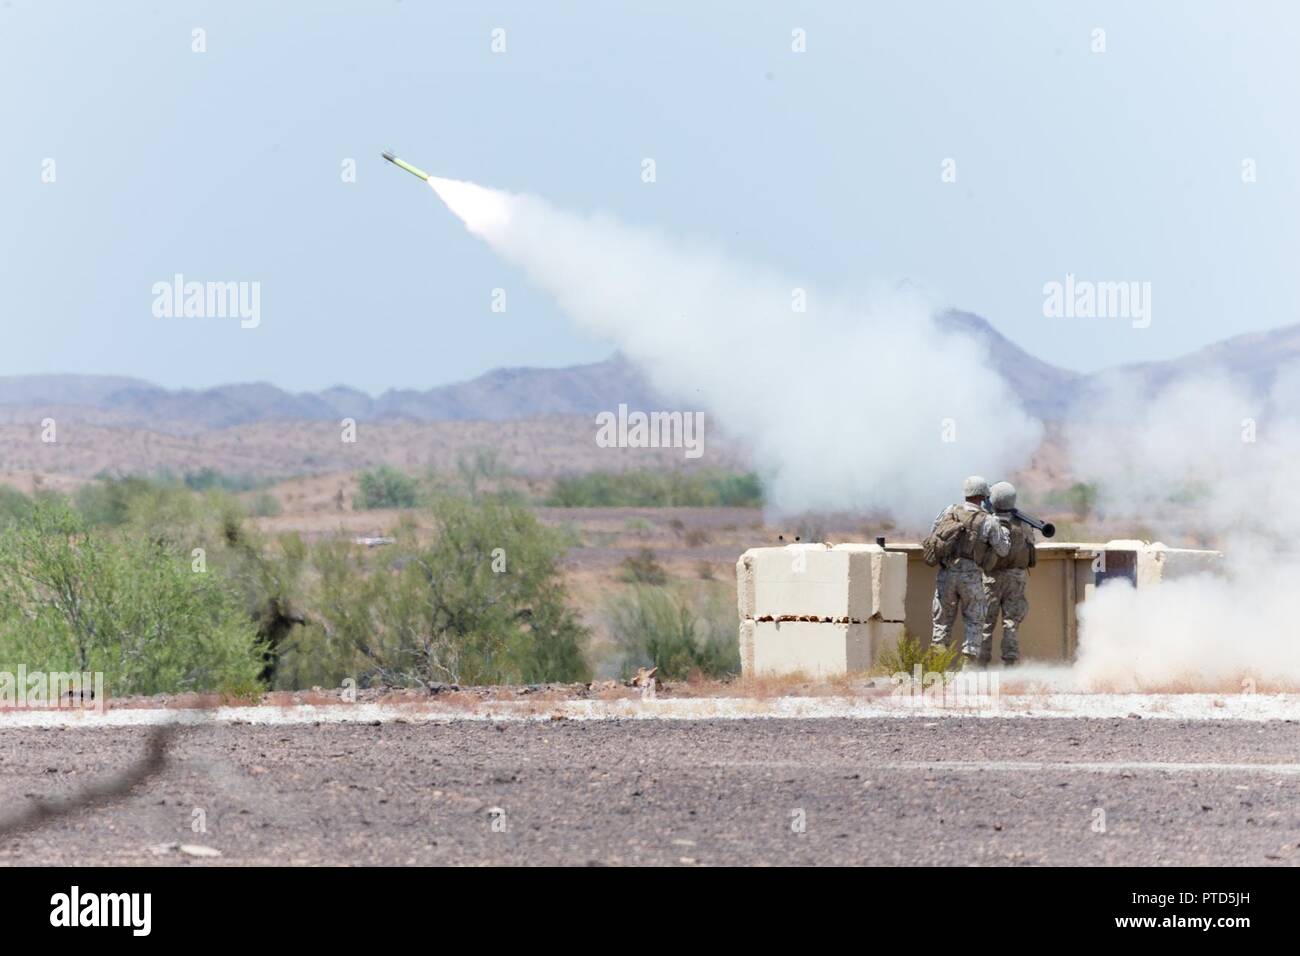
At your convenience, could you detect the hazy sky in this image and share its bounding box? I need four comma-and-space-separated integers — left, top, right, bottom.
2, 0, 1297, 394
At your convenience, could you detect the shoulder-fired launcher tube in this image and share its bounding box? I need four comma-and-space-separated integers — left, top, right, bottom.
1011, 509, 1055, 538
983, 500, 1056, 537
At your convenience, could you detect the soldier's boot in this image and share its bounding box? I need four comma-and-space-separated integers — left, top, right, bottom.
1001, 620, 1021, 665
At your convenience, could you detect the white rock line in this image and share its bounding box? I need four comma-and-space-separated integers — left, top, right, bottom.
1, 693, 1299, 727
873, 760, 1300, 775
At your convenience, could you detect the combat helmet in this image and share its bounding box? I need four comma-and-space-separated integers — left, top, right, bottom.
962, 475, 990, 499
990, 480, 1017, 513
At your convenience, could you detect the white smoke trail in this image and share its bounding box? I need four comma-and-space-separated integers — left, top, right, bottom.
1066, 362, 1300, 690
427, 176, 1042, 524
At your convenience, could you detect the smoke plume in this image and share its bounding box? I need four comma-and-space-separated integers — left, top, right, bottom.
428, 176, 1042, 524
1066, 363, 1300, 690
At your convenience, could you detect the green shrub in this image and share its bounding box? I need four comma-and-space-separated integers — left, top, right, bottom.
624, 517, 652, 537
308, 495, 590, 686
876, 632, 964, 676
619, 547, 668, 585
546, 469, 764, 508
605, 585, 739, 680
1044, 481, 1098, 521
72, 476, 306, 686
74, 475, 161, 527
455, 448, 508, 499
709, 471, 764, 507
0, 486, 34, 529
0, 502, 266, 696
182, 468, 272, 493
353, 466, 420, 510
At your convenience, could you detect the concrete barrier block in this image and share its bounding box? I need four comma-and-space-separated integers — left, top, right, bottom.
1100, 540, 1224, 588
833, 543, 907, 622
740, 543, 905, 621
738, 619, 756, 675
872, 620, 905, 665
745, 619, 903, 677
736, 552, 756, 619
1136, 543, 1223, 587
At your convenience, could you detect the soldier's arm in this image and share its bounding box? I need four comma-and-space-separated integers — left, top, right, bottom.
929, 506, 951, 533
985, 515, 1012, 556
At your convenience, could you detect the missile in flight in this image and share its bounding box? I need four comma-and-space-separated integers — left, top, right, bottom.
381, 150, 431, 182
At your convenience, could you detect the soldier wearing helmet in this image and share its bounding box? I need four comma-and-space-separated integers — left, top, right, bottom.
979, 480, 1035, 666
925, 475, 1011, 662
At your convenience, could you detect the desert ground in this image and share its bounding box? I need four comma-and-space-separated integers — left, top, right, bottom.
1, 716, 1296, 866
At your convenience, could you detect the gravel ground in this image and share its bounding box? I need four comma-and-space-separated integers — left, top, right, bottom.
1, 718, 1297, 866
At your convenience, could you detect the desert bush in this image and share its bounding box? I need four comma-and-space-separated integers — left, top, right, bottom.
0, 502, 265, 696
0, 486, 34, 529
353, 466, 420, 510
605, 585, 739, 680
308, 495, 589, 686
875, 632, 964, 676
708, 471, 764, 507
96, 478, 308, 684
546, 469, 764, 508
74, 475, 163, 527
624, 517, 652, 537
269, 620, 348, 691
619, 547, 668, 585
455, 448, 508, 500
683, 528, 711, 547
1045, 481, 1098, 521
181, 467, 272, 493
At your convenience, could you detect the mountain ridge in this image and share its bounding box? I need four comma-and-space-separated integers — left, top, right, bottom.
3, 312, 1295, 428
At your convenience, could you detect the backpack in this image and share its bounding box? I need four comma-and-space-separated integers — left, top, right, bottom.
922, 507, 986, 568
992, 518, 1037, 571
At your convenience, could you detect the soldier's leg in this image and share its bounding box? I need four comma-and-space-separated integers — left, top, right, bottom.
1000, 571, 1029, 664
957, 570, 988, 660
930, 569, 960, 650
980, 574, 1004, 664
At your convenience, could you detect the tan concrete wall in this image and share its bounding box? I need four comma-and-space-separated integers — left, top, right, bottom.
738, 540, 1222, 672
896, 545, 1083, 660
737, 543, 907, 677
894, 541, 1219, 662
744, 620, 903, 677
736, 543, 905, 621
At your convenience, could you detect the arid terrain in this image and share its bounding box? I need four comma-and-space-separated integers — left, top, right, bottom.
0, 417, 748, 481
2, 717, 1296, 866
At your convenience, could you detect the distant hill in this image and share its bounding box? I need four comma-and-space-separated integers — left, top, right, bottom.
935, 310, 1082, 420
0, 374, 154, 407
2, 313, 1296, 428
1106, 323, 1300, 395
0, 354, 668, 429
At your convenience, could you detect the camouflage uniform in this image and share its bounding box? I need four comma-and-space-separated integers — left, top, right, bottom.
930, 502, 1011, 659
980, 516, 1035, 664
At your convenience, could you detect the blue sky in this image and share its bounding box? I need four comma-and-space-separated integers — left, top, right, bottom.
2, 0, 1296, 394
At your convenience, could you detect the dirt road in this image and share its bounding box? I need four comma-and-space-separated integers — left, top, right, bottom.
2, 718, 1297, 865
